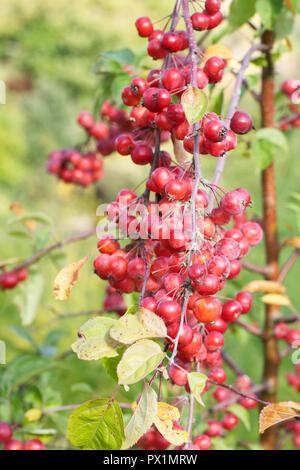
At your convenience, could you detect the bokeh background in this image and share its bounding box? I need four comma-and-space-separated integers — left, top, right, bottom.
0, 0, 299, 448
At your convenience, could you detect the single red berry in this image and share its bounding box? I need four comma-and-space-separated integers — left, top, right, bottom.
0, 422, 13, 443
161, 32, 182, 53
205, 419, 222, 437
222, 300, 242, 323
204, 119, 227, 142
24, 439, 45, 450
235, 292, 252, 313
221, 413, 239, 431
4, 439, 24, 450
230, 111, 253, 135
191, 11, 210, 31
205, 0, 221, 14
135, 16, 153, 38
204, 331, 224, 351
193, 434, 211, 450
193, 296, 222, 323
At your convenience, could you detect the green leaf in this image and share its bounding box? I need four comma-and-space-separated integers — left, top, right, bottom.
68, 399, 125, 450
251, 138, 275, 170
210, 89, 224, 115
181, 87, 208, 125
100, 48, 135, 65
256, 0, 284, 29
122, 384, 157, 449
255, 128, 288, 151
14, 271, 44, 326
111, 74, 130, 105
71, 317, 119, 361
251, 128, 289, 170
117, 339, 164, 385
71, 383, 93, 394
101, 349, 124, 382
7, 228, 32, 239
1, 356, 55, 394
227, 403, 251, 431
7, 212, 53, 227
10, 326, 35, 346
229, 0, 256, 28
187, 372, 207, 406
275, 7, 294, 38
211, 436, 234, 450
45, 329, 67, 346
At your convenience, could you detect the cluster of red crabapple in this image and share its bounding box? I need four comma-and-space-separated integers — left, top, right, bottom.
0, 421, 44, 451
90, 1, 273, 450
0, 267, 28, 291
280, 79, 300, 131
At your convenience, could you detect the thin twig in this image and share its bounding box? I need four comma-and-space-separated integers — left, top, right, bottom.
278, 248, 300, 283
11, 228, 96, 272
208, 43, 268, 208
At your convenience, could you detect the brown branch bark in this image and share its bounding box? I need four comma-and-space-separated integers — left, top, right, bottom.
260, 30, 281, 451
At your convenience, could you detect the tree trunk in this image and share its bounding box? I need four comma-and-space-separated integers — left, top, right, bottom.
260, 30, 281, 450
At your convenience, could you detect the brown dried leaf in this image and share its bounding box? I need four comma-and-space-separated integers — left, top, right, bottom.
171, 133, 192, 170
243, 280, 286, 294
53, 256, 89, 300
259, 401, 300, 434
261, 294, 290, 306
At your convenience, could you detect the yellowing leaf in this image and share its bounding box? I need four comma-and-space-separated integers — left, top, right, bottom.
121, 385, 157, 449
156, 402, 180, 422
25, 408, 42, 422
139, 308, 167, 338
53, 256, 89, 300
117, 339, 164, 385
110, 308, 167, 345
261, 294, 290, 306
259, 401, 300, 434
285, 236, 300, 248
110, 314, 146, 344
181, 87, 208, 125
204, 44, 232, 62
187, 372, 207, 406
154, 402, 188, 446
72, 317, 119, 360
243, 280, 286, 294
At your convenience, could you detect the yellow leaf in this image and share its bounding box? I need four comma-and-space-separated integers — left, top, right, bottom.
53, 256, 89, 300
25, 408, 42, 422
243, 280, 286, 294
154, 402, 188, 446
285, 236, 300, 248
204, 44, 232, 63
261, 294, 290, 306
259, 401, 300, 434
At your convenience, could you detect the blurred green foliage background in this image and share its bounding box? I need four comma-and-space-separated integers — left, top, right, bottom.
0, 0, 299, 449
